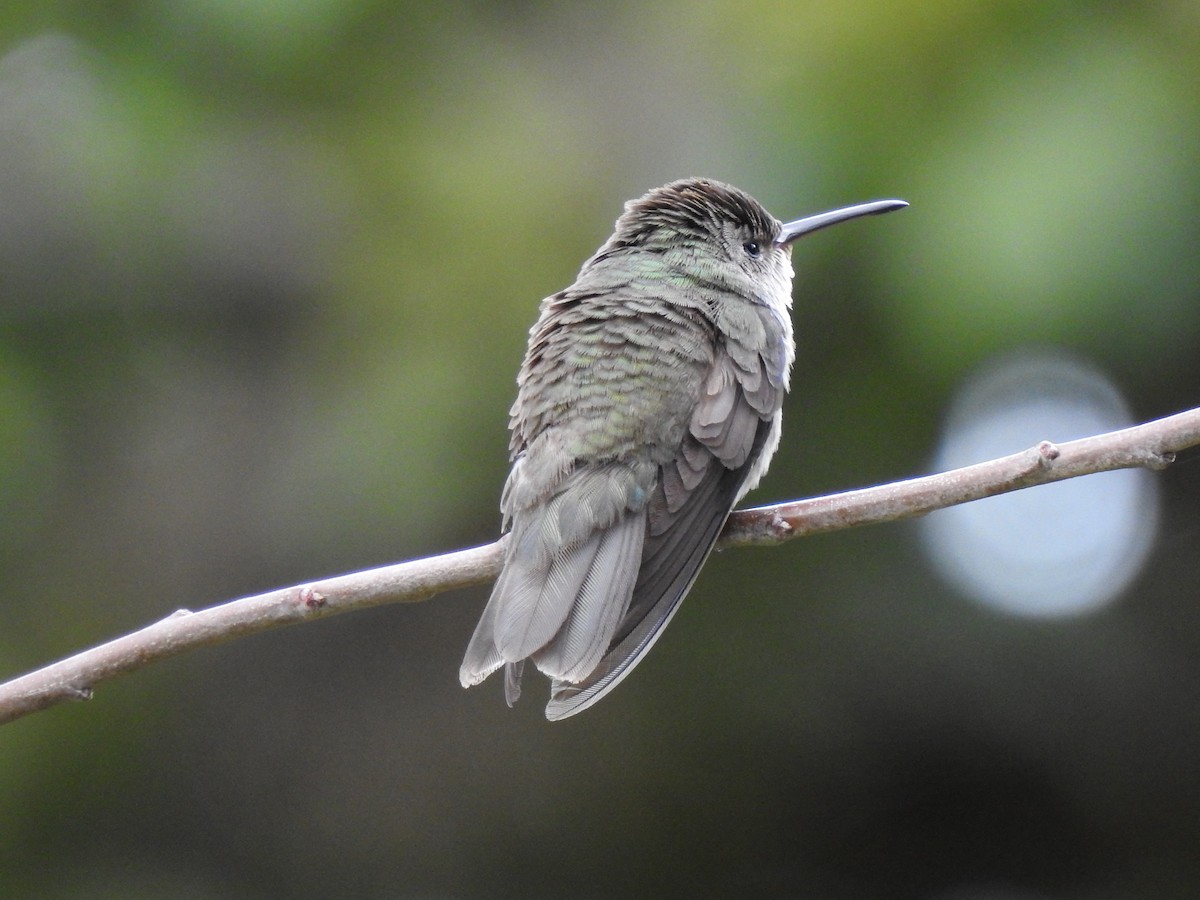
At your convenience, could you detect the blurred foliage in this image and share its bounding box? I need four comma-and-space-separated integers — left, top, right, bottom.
1, 1, 1199, 897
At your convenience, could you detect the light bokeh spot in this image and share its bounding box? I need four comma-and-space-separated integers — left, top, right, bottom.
921, 350, 1157, 617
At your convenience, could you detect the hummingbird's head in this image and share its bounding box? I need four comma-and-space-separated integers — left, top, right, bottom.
592, 178, 906, 308
597, 178, 795, 305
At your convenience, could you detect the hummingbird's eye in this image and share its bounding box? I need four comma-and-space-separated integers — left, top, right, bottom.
742, 240, 762, 259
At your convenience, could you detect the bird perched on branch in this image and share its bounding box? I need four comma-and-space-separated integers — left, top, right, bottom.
460, 177, 906, 720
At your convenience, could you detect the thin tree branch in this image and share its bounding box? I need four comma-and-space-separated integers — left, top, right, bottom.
2, 405, 1197, 726
722, 406, 1195, 545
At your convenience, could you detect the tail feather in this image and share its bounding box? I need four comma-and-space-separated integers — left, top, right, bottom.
504, 660, 524, 706
459, 505, 647, 697
532, 512, 644, 682
494, 529, 603, 662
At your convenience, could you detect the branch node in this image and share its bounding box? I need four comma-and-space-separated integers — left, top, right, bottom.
300, 587, 327, 610
1146, 450, 1176, 471
728, 508, 794, 546
65, 685, 93, 701
170, 608, 193, 618
1035, 440, 1060, 466
769, 512, 794, 539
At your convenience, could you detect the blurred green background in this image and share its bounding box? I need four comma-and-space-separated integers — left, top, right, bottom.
2, 2, 1199, 897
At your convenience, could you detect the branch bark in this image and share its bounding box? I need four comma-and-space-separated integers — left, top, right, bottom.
2, 405, 1197, 727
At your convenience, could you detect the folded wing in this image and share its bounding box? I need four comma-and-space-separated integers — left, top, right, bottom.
545, 346, 781, 720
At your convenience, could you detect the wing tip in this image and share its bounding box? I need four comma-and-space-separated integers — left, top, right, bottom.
544, 679, 606, 721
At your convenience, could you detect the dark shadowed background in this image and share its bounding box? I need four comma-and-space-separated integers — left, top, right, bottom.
2, 3, 1199, 898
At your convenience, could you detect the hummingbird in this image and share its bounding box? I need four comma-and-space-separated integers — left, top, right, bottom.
460, 177, 906, 720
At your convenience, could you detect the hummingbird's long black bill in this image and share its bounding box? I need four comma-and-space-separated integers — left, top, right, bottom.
776, 198, 908, 246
